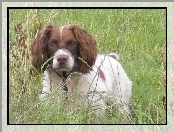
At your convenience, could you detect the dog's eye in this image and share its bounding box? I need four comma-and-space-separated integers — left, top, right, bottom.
49, 43, 55, 47
70, 42, 76, 46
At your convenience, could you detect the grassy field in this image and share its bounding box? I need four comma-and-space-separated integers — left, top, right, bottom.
9, 9, 166, 124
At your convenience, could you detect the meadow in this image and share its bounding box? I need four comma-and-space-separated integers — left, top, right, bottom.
9, 8, 166, 124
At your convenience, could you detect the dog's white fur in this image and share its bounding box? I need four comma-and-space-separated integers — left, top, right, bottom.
40, 53, 132, 116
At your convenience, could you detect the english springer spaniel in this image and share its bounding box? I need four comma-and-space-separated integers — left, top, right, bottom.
30, 24, 132, 117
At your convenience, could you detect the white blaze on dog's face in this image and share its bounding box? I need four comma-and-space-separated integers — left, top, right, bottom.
52, 48, 75, 71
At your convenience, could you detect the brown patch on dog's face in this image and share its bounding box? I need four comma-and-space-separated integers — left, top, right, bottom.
61, 26, 79, 55
47, 26, 79, 57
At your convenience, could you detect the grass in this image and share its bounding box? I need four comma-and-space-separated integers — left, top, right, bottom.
9, 9, 166, 124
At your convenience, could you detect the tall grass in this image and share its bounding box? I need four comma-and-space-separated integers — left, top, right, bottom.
9, 9, 166, 124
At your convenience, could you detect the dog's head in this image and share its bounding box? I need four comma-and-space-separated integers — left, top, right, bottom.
30, 24, 97, 74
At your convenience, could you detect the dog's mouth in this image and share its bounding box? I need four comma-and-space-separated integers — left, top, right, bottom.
54, 66, 73, 72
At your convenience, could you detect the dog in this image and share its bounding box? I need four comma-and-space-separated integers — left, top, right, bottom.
30, 24, 132, 117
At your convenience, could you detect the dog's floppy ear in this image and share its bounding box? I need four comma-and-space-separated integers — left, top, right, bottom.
68, 24, 98, 74
30, 25, 53, 73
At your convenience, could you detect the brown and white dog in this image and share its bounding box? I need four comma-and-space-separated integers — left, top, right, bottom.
30, 24, 132, 116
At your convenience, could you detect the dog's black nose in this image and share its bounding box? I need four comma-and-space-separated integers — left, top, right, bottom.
57, 55, 68, 64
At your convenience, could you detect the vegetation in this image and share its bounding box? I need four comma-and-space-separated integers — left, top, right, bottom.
9, 9, 166, 124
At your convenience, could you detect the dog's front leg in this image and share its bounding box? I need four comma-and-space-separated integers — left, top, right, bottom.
39, 70, 51, 100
